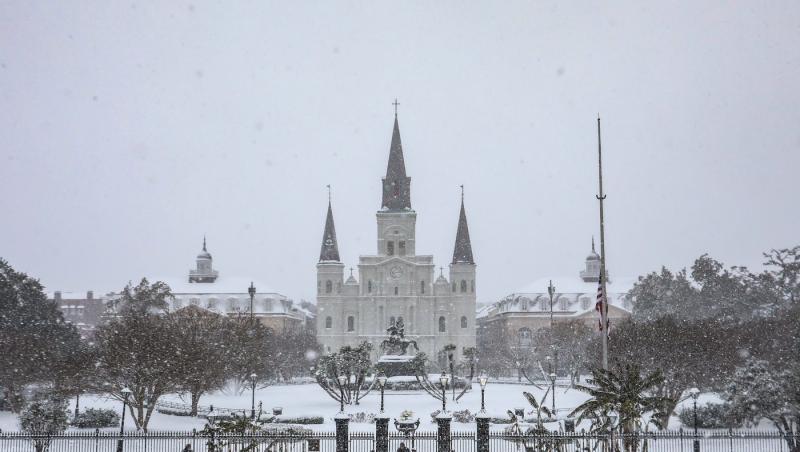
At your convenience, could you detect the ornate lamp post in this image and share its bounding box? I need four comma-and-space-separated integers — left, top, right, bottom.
250, 373, 258, 419
549, 373, 557, 415
377, 373, 388, 413
116, 387, 132, 452
439, 372, 450, 413
248, 282, 256, 323
689, 387, 700, 452
337, 375, 348, 412
478, 372, 488, 412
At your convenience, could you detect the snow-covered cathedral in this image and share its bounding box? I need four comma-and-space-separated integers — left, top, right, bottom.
316, 113, 477, 364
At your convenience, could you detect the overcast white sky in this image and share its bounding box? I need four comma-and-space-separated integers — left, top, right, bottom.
1, 2, 798, 303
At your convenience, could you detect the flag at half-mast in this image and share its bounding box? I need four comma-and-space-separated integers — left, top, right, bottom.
595, 272, 609, 332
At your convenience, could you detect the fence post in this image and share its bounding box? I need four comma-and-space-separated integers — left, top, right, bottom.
436, 412, 452, 452
476, 412, 490, 452
335, 413, 350, 452
375, 414, 389, 452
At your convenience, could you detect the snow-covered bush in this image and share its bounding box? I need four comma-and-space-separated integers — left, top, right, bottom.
429, 409, 475, 423
677, 403, 741, 429
272, 415, 325, 425
347, 412, 376, 423
71, 408, 121, 428
20, 396, 68, 452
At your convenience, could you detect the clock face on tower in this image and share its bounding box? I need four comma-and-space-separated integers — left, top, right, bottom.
389, 265, 404, 280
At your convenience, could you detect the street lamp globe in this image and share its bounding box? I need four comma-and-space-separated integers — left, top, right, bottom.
248, 282, 256, 297
478, 373, 488, 389
439, 372, 449, 387
549, 373, 557, 383
250, 373, 257, 381
121, 387, 132, 398
337, 375, 348, 386
377, 373, 388, 388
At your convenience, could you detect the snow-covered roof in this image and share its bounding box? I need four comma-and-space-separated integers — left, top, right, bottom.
485, 275, 637, 318
46, 291, 95, 300
140, 276, 283, 296
513, 276, 636, 295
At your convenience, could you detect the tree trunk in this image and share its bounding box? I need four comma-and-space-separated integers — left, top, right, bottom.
190, 391, 201, 416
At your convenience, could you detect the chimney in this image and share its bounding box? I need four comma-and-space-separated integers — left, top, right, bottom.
54, 291, 62, 302
87, 290, 94, 300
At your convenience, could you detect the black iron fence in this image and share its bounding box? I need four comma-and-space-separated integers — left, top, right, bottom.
0, 430, 797, 452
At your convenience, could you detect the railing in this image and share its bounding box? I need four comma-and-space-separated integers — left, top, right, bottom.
0, 430, 797, 452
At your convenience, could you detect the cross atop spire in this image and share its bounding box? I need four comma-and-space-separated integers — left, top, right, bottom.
592, 236, 596, 253
452, 187, 475, 265
393, 98, 400, 117
203, 235, 207, 252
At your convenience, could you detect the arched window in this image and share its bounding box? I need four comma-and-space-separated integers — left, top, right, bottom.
347, 316, 355, 332
460, 316, 468, 328
368, 280, 373, 293
471, 280, 475, 293
438, 316, 446, 333
325, 280, 332, 294
460, 280, 467, 293
420, 280, 425, 294
452, 282, 457, 293
325, 316, 332, 329
518, 328, 533, 347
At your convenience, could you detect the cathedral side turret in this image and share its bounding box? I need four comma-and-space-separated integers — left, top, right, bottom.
315, 113, 477, 366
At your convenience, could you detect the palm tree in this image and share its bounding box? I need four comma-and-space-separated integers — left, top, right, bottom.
569, 364, 670, 451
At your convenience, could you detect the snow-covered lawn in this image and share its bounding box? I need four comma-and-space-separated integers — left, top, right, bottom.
0, 381, 729, 433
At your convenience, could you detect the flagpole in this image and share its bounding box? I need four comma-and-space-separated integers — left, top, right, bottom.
596, 116, 609, 371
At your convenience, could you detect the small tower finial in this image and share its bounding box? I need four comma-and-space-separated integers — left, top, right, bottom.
460, 184, 464, 202
440, 267, 444, 277
393, 98, 400, 117
592, 236, 596, 252
326, 184, 331, 203
349, 267, 354, 277
203, 235, 207, 251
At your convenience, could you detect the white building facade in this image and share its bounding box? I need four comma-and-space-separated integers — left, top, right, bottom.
316, 114, 477, 364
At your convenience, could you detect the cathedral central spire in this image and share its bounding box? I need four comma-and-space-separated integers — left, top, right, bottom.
319, 196, 341, 262
381, 112, 412, 211
452, 188, 475, 264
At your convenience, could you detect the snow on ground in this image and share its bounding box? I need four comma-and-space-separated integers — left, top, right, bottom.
0, 382, 760, 433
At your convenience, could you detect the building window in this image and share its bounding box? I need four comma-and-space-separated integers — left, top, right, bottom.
581, 297, 590, 310
460, 280, 467, 293
347, 316, 355, 332
325, 316, 332, 329
387, 241, 394, 256
420, 280, 425, 294
368, 280, 373, 293
461, 316, 468, 328
399, 241, 406, 255
325, 280, 333, 294
471, 280, 475, 293
452, 282, 456, 293
438, 316, 446, 333
518, 328, 533, 347
394, 286, 398, 295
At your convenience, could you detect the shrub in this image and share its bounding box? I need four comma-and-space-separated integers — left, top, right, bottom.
348, 412, 376, 423
678, 403, 743, 429
71, 408, 121, 428
272, 415, 324, 425
20, 396, 69, 452
428, 409, 474, 423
